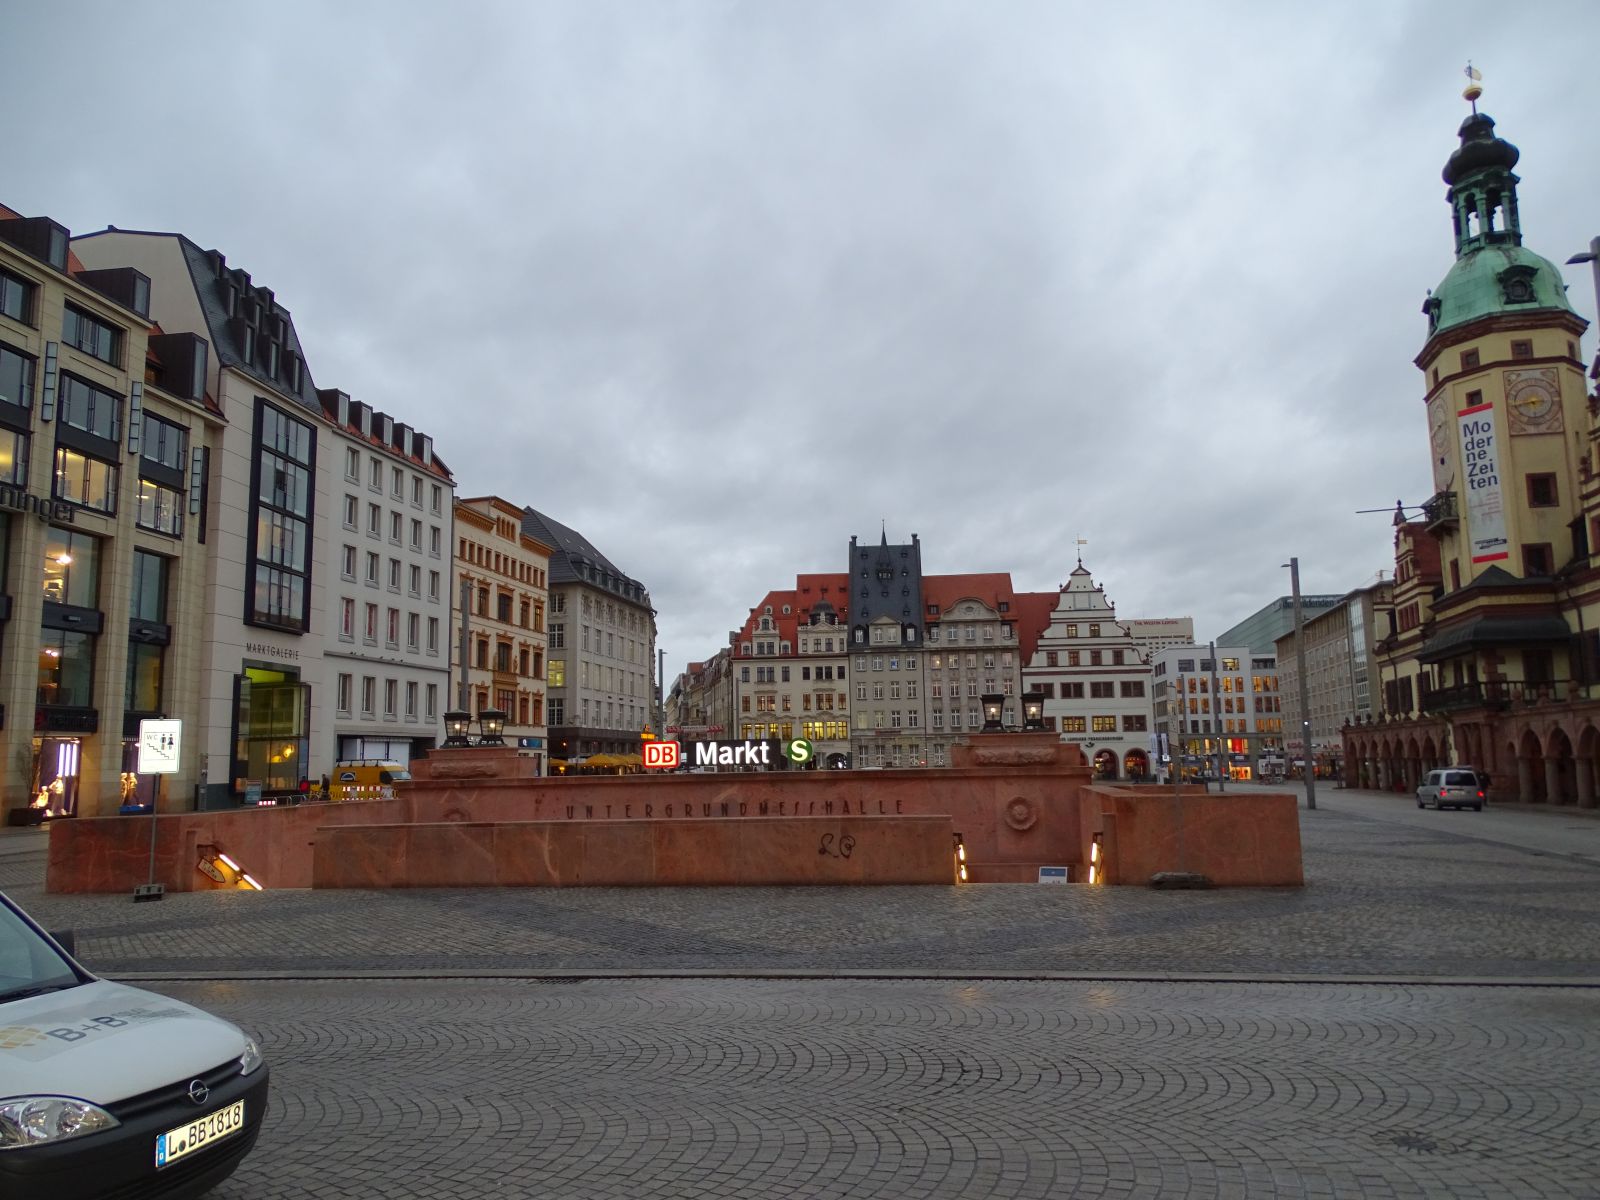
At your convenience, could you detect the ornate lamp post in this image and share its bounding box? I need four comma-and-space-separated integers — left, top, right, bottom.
1021, 691, 1045, 731
981, 693, 1005, 732
477, 708, 507, 747
442, 710, 473, 748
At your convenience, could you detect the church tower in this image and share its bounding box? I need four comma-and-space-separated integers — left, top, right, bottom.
1416, 90, 1590, 590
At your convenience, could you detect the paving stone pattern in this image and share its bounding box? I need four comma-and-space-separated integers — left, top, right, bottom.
167, 976, 1600, 1200
5, 805, 1600, 979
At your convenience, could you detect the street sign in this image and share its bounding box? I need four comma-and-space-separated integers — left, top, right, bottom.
136, 719, 182, 775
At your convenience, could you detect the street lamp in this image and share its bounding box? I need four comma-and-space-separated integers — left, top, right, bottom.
442, 710, 473, 748
477, 708, 507, 747
1021, 691, 1045, 731
1283, 557, 1317, 811
1568, 238, 1600, 377
981, 693, 1005, 732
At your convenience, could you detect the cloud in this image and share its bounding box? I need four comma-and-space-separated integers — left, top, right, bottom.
8, 0, 1598, 665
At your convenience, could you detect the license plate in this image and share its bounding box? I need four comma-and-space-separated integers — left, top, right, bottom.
155, 1100, 245, 1168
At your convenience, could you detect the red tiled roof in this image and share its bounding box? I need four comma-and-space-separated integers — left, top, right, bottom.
732, 574, 849, 654
921, 573, 1016, 616
1010, 591, 1061, 665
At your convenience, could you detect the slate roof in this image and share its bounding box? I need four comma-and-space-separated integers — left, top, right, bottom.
522, 507, 650, 604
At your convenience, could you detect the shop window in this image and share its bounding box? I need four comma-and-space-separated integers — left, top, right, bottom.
233, 668, 310, 795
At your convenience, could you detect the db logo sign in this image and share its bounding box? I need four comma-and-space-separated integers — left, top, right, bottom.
643, 741, 681, 770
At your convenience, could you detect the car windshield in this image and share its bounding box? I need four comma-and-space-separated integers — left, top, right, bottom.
1444, 772, 1476, 786
0, 893, 83, 1002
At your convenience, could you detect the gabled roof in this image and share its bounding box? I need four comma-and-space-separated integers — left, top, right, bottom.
521, 508, 649, 606
921, 573, 1017, 616
732, 574, 850, 653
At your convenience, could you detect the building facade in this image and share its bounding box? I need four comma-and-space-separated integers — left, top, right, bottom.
730, 575, 852, 765
1215, 595, 1342, 655
922, 576, 1024, 767
1, 205, 222, 821
1152, 644, 1281, 782
1273, 579, 1391, 778
323, 391, 455, 767
1019, 562, 1153, 781
847, 532, 929, 767
523, 508, 655, 769
452, 497, 550, 769
1344, 98, 1599, 804
73, 227, 332, 807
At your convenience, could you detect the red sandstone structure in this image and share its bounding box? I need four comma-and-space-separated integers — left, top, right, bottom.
45, 735, 1303, 893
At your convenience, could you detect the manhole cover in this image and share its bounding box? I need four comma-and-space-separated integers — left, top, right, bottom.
1373, 1129, 1464, 1156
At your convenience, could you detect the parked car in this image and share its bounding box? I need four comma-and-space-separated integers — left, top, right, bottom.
0, 889, 269, 1199
1416, 768, 1487, 811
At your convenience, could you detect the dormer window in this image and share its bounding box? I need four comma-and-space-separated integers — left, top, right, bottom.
1499, 265, 1537, 305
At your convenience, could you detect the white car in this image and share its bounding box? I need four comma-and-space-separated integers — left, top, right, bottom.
0, 889, 268, 1199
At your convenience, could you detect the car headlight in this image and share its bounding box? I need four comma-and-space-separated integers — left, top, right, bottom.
238, 1037, 264, 1076
0, 1097, 119, 1149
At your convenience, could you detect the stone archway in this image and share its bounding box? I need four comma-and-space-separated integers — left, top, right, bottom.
1092, 749, 1119, 781
1544, 727, 1576, 805
1405, 736, 1424, 792
1514, 730, 1545, 804
1122, 748, 1150, 783
1422, 735, 1440, 776
1576, 726, 1600, 809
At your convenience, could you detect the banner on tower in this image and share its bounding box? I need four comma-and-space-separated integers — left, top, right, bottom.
1458, 399, 1508, 563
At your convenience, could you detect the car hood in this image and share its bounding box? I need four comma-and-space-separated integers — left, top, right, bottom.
0, 979, 248, 1103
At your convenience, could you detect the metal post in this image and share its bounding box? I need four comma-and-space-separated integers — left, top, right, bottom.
1288, 557, 1317, 810
1209, 641, 1225, 791
458, 576, 471, 712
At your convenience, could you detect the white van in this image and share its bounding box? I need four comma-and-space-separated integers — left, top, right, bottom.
0, 889, 268, 1197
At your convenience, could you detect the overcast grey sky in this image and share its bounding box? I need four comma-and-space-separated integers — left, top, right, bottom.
9, 0, 1599, 671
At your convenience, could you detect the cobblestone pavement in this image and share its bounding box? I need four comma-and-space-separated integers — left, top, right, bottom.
4, 797, 1600, 980
165, 976, 1599, 1199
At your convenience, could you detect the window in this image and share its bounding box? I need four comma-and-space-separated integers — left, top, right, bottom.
364, 603, 378, 643
340, 546, 356, 580
426, 684, 439, 720
0, 343, 34, 414
390, 511, 402, 543
366, 552, 380, 584
361, 676, 376, 716
337, 674, 353, 715
1461, 348, 1480, 370
407, 612, 420, 649
384, 679, 397, 717
1527, 473, 1558, 508
1122, 714, 1147, 732
405, 681, 418, 720
409, 564, 421, 596
343, 495, 357, 529
340, 597, 354, 640
1062, 716, 1087, 733
1091, 716, 1117, 733
428, 570, 440, 601
140, 413, 188, 472
42, 528, 98, 607
134, 477, 182, 534
410, 518, 422, 550
387, 607, 400, 646
37, 629, 95, 707
249, 404, 316, 629
125, 643, 164, 713
367, 503, 381, 535
1089, 681, 1115, 698
62, 304, 121, 366
429, 526, 441, 556
391, 466, 404, 497
129, 550, 168, 623
345, 447, 360, 480
388, 558, 401, 591
427, 616, 439, 653
431, 484, 442, 513
58, 374, 121, 441
1522, 543, 1554, 577
53, 446, 118, 513
368, 458, 382, 490
1120, 681, 1145, 698
0, 268, 35, 323
1511, 339, 1533, 360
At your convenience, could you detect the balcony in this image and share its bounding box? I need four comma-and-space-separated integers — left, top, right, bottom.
1422, 490, 1458, 532
1422, 678, 1571, 713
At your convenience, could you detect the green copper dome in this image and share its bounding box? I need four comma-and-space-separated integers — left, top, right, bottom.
1422, 111, 1576, 340
1427, 244, 1575, 336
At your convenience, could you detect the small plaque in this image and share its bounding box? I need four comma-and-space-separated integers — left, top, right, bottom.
1037, 865, 1070, 884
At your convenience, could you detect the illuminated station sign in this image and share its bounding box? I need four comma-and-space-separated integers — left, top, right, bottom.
644, 739, 813, 770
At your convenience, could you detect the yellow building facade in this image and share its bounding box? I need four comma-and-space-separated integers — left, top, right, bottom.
1346, 102, 1600, 804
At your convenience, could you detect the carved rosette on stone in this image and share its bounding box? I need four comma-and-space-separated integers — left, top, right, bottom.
1004, 797, 1039, 832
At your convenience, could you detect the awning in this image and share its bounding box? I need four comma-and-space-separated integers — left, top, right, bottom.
1418, 615, 1572, 663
